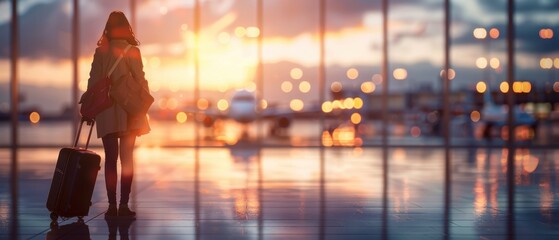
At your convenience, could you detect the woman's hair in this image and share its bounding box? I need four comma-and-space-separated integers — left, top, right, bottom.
97, 11, 140, 46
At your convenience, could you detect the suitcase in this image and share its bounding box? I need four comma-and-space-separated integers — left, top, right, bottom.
46, 118, 101, 223
46, 221, 91, 240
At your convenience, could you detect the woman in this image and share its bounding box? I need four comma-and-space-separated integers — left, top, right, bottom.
87, 11, 150, 218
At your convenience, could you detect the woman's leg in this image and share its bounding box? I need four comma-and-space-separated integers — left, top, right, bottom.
119, 134, 136, 205
102, 135, 119, 205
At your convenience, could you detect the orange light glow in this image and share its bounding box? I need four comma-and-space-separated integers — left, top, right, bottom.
197, 98, 209, 110
500, 82, 509, 93
393, 68, 407, 80
473, 28, 487, 39
347, 68, 359, 80
539, 28, 554, 39
489, 28, 500, 39
353, 98, 364, 109
512, 82, 523, 93
29, 112, 40, 124
321, 131, 333, 147
290, 68, 303, 80
470, 111, 481, 122
476, 81, 487, 93
322, 101, 333, 113
554, 82, 559, 92
260, 99, 268, 110
299, 81, 311, 93
554, 58, 559, 69
361, 82, 376, 93
350, 113, 362, 125
176, 112, 188, 123
290, 99, 304, 111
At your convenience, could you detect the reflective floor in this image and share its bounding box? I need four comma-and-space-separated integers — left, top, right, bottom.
0, 147, 558, 239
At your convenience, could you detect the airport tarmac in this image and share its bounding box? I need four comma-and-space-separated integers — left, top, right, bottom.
1, 147, 558, 239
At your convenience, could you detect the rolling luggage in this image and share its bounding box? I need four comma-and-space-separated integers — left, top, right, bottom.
46, 118, 101, 223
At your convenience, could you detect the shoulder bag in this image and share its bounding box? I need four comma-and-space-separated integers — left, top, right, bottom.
110, 45, 154, 117
79, 46, 131, 119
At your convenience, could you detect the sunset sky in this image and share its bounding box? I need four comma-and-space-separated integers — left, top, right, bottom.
0, 0, 558, 113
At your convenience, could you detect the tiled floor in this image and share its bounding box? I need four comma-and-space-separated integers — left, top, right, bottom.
0, 147, 558, 239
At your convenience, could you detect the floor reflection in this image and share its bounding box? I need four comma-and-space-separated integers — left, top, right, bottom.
1, 147, 558, 239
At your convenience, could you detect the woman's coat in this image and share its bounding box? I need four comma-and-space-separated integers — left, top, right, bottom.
87, 39, 151, 138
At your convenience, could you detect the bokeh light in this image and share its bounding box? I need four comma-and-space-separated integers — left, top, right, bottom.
217, 99, 229, 111
281, 81, 293, 93
361, 82, 376, 93
290, 68, 303, 80
539, 28, 554, 39
393, 68, 407, 80
440, 68, 456, 80
353, 98, 364, 109
346, 68, 359, 80
29, 111, 40, 124
197, 98, 209, 110
331, 82, 343, 93
350, 113, 362, 125
500, 82, 509, 93
476, 57, 488, 69
470, 111, 481, 122
540, 58, 553, 69
299, 81, 311, 93
290, 99, 304, 111
246, 26, 260, 38
322, 101, 333, 113
473, 28, 487, 39
489, 58, 500, 69
489, 28, 500, 39
176, 112, 188, 123
476, 81, 487, 93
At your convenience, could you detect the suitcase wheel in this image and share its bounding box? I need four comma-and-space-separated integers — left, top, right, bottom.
50, 212, 58, 222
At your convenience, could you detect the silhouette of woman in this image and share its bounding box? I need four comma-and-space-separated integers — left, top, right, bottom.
87, 11, 150, 218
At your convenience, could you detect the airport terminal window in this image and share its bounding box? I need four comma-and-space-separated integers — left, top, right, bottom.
2, 0, 558, 148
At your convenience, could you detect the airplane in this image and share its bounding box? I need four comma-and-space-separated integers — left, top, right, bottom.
479, 84, 537, 139
188, 89, 322, 143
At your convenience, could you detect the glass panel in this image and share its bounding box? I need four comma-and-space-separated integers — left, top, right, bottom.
0, 0, 11, 146
196, 0, 258, 146
262, 0, 320, 146
387, 1, 444, 146
323, 0, 378, 147
132, 0, 195, 147
17, 0, 72, 146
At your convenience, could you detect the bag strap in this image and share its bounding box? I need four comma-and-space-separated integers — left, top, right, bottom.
107, 45, 132, 78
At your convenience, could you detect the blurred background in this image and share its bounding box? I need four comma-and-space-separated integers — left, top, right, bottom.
1, 0, 559, 148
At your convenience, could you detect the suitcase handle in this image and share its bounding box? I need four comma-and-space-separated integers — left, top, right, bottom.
74, 117, 95, 149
